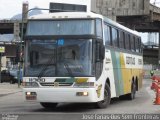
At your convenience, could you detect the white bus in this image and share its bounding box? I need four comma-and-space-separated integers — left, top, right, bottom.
23, 12, 143, 109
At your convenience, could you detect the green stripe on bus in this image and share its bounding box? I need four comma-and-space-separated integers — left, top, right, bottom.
111, 51, 124, 96
111, 51, 119, 96
55, 78, 75, 83
115, 52, 124, 95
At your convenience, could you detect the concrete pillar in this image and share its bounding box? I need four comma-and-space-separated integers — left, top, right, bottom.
22, 1, 29, 21
14, 22, 20, 41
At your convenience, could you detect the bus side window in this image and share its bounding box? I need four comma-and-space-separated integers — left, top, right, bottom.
104, 24, 111, 46
123, 32, 126, 49
119, 31, 124, 49
125, 33, 130, 50
131, 36, 136, 52
128, 34, 131, 50
111, 27, 118, 47
135, 37, 139, 52
138, 38, 142, 53
96, 19, 103, 39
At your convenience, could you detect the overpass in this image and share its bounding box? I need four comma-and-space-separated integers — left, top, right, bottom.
0, 0, 160, 64
1, 0, 160, 33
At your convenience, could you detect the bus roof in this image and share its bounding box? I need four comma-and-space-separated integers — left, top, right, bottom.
29, 12, 140, 37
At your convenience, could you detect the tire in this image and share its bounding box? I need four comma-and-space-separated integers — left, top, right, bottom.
95, 83, 111, 109
126, 81, 136, 100
40, 102, 58, 109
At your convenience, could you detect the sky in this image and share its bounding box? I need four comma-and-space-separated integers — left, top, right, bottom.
0, 0, 90, 19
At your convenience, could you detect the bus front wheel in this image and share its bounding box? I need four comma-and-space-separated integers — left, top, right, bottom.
40, 102, 58, 109
95, 83, 111, 109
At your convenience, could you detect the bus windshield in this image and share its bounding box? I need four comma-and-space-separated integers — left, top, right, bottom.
26, 19, 95, 36
25, 39, 93, 77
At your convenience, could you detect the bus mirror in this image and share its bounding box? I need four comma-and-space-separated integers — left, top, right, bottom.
100, 45, 105, 60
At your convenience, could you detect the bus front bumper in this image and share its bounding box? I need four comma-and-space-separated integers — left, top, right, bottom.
23, 87, 98, 103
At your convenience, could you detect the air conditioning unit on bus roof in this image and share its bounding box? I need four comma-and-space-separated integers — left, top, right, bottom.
49, 3, 86, 13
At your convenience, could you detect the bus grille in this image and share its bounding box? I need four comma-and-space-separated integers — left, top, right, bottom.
40, 82, 73, 87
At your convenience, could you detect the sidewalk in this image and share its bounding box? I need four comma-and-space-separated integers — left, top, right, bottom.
0, 83, 23, 97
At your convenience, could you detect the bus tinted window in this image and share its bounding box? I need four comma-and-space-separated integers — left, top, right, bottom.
111, 27, 118, 47
138, 38, 142, 53
135, 37, 139, 52
96, 19, 103, 38
131, 36, 135, 52
27, 20, 95, 36
119, 31, 124, 49
104, 24, 111, 45
125, 33, 130, 50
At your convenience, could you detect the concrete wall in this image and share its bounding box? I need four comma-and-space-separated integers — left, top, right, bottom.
91, 0, 150, 21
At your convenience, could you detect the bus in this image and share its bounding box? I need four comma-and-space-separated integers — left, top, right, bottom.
23, 12, 143, 109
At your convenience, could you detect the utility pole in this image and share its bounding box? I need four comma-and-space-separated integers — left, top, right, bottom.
17, 2, 29, 88
0, 46, 5, 83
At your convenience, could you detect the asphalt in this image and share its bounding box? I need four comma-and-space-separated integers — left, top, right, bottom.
0, 83, 22, 97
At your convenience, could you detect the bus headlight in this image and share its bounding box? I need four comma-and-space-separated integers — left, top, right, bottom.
74, 82, 94, 88
76, 92, 89, 96
23, 82, 39, 88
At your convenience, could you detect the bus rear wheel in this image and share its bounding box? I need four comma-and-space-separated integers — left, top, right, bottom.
95, 83, 111, 109
127, 81, 136, 100
40, 102, 58, 109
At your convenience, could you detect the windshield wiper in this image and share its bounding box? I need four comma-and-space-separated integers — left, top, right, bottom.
64, 63, 74, 77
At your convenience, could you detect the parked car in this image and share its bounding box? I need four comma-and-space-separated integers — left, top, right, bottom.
0, 70, 17, 84
9, 68, 23, 82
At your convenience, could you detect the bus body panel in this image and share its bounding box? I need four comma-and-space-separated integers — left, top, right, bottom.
23, 87, 98, 103
102, 49, 117, 98
23, 77, 104, 102
102, 49, 143, 97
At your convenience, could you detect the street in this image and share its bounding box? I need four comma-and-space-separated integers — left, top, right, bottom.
0, 78, 160, 120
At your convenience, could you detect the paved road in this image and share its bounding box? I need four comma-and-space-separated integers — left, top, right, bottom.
0, 79, 159, 120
